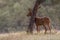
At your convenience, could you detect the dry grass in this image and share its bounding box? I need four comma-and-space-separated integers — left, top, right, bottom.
0, 30, 60, 40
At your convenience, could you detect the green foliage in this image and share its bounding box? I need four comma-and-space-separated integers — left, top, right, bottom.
0, 0, 60, 33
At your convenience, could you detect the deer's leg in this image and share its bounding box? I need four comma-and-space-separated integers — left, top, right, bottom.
48, 24, 51, 33
43, 25, 47, 34
36, 25, 40, 33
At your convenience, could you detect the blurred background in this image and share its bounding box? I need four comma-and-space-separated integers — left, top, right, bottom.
0, 0, 60, 33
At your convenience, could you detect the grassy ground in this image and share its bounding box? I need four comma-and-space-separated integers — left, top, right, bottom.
0, 30, 60, 40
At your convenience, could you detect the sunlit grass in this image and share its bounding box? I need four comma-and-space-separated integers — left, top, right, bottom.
0, 30, 60, 40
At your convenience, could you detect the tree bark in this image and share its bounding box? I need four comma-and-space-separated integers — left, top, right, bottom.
27, 0, 45, 34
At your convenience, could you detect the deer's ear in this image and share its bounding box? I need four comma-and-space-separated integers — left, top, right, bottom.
28, 8, 32, 11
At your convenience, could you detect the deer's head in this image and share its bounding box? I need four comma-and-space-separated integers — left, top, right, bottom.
27, 8, 32, 17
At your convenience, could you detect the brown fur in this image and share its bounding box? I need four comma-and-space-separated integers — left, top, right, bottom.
27, 8, 51, 34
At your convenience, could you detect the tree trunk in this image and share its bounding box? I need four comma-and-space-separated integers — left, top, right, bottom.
27, 0, 45, 34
